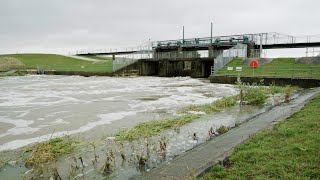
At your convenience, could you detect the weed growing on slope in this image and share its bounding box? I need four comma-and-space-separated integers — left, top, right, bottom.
25, 137, 79, 167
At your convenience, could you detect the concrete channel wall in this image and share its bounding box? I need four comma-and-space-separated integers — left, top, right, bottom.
210, 75, 320, 88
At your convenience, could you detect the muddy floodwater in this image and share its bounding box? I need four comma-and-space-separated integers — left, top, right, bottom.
0, 76, 237, 151
1, 75, 280, 179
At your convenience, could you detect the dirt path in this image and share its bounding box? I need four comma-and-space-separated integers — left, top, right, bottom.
137, 88, 320, 180
64, 55, 105, 62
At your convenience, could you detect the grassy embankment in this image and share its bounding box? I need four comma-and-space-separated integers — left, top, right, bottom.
216, 58, 320, 78
200, 95, 320, 179
0, 54, 112, 72
115, 84, 297, 141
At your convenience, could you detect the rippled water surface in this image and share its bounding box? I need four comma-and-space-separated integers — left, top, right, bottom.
0, 75, 237, 151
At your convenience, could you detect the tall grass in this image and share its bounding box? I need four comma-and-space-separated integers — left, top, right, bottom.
115, 115, 201, 141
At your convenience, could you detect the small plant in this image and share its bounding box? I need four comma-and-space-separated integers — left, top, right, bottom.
25, 137, 79, 167
243, 87, 267, 105
217, 126, 229, 134
213, 96, 237, 109
236, 82, 267, 105
115, 115, 201, 141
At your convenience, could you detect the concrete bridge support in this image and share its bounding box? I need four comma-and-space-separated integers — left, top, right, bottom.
158, 60, 184, 77
139, 60, 159, 76
191, 60, 214, 78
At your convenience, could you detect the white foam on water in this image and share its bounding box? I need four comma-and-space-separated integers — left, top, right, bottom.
0, 118, 38, 138
0, 111, 137, 151
0, 76, 236, 151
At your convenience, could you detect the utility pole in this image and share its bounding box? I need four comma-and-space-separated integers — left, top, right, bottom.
211, 22, 213, 44
182, 26, 185, 44
260, 34, 263, 58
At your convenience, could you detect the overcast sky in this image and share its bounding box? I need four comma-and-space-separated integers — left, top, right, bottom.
1, 0, 320, 56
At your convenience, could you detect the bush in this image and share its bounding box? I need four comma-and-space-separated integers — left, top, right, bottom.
214, 96, 237, 109
242, 87, 267, 105
217, 125, 229, 134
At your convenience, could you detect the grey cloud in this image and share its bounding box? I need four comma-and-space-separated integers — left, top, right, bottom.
0, 0, 319, 54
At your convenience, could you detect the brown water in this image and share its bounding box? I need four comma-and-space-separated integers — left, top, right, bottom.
0, 75, 280, 179
0, 76, 237, 151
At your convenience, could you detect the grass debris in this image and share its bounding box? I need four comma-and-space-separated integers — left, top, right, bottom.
179, 95, 238, 114
25, 137, 79, 167
217, 126, 229, 135
115, 84, 295, 142
115, 115, 201, 141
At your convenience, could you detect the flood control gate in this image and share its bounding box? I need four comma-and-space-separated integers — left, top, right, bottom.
139, 58, 214, 78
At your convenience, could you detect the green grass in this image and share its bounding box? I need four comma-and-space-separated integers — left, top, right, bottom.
200, 95, 320, 179
115, 115, 202, 141
25, 137, 79, 167
0, 54, 112, 72
216, 58, 320, 78
179, 95, 238, 114
115, 85, 291, 142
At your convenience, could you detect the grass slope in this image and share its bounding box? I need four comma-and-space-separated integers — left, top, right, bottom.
217, 58, 320, 78
0, 54, 112, 72
200, 95, 320, 179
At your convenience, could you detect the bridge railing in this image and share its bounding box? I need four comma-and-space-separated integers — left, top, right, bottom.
214, 65, 320, 79
255, 33, 320, 45
152, 50, 223, 60
154, 33, 320, 49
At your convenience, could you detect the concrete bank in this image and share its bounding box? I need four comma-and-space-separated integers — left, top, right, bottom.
210, 75, 320, 88
137, 88, 320, 180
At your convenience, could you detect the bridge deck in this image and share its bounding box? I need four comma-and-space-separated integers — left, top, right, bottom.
75, 32, 320, 56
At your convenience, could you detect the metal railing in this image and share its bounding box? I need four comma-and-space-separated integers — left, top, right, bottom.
152, 50, 223, 60
215, 64, 320, 79
154, 32, 320, 48
212, 44, 247, 74
112, 58, 139, 72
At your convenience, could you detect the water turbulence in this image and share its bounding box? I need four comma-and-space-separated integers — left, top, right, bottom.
0, 76, 270, 179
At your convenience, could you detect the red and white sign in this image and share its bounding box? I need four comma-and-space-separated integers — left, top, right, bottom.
250, 60, 259, 68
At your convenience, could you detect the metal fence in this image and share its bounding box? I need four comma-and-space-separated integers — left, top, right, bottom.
216, 57, 320, 79
153, 50, 223, 60
154, 33, 320, 49
212, 44, 247, 74
112, 57, 139, 72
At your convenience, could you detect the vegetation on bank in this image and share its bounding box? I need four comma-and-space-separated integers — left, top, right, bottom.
200, 95, 320, 179
0, 54, 112, 72
216, 58, 320, 78
116, 84, 297, 141
24, 137, 79, 167
115, 115, 201, 141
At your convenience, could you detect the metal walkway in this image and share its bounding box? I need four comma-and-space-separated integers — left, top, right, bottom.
74, 32, 320, 56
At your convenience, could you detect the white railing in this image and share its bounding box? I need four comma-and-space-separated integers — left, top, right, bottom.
112, 58, 139, 72
212, 43, 247, 74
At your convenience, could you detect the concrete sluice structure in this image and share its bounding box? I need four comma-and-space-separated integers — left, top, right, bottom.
76, 32, 320, 78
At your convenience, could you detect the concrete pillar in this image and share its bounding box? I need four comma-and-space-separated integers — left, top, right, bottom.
246, 43, 255, 58
191, 60, 213, 78
178, 47, 183, 60
208, 45, 214, 59
139, 60, 159, 76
